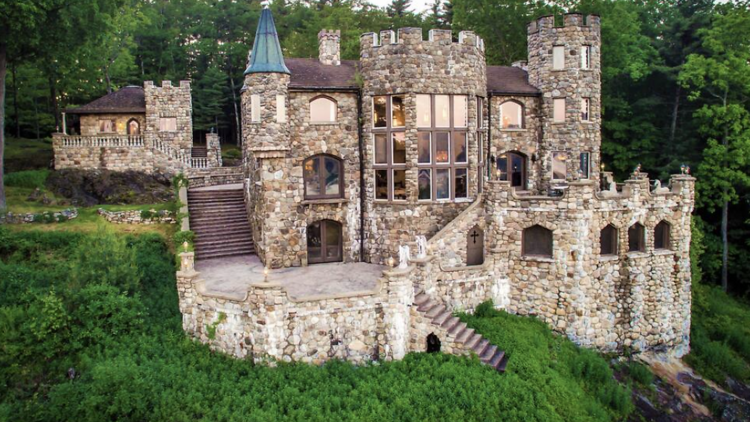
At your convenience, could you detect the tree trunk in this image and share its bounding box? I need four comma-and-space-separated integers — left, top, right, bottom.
11, 62, 19, 138
669, 85, 681, 142
227, 64, 241, 146
0, 42, 7, 209
721, 198, 729, 291
49, 74, 59, 130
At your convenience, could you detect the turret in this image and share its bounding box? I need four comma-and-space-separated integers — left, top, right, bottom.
527, 13, 601, 190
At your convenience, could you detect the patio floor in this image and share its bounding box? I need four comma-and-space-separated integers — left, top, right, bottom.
194, 255, 386, 300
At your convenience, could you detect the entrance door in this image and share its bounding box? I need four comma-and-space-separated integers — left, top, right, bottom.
467, 225, 484, 266
127, 119, 140, 135
307, 220, 342, 264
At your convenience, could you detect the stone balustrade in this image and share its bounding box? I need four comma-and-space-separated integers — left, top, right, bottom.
55, 134, 145, 148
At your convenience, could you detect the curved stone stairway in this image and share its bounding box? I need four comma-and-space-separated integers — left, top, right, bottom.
414, 290, 509, 372
188, 186, 255, 260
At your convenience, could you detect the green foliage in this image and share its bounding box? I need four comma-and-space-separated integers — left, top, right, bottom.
206, 312, 227, 341
140, 209, 155, 220
173, 230, 194, 247
71, 226, 141, 294
625, 361, 654, 386
3, 169, 49, 189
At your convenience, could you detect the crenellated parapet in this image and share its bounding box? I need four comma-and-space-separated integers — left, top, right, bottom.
144, 80, 193, 153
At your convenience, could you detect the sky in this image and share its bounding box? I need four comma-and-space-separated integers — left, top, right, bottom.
368, 0, 433, 13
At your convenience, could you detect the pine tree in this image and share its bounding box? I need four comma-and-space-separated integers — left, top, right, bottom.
387, 0, 412, 18
192, 65, 229, 134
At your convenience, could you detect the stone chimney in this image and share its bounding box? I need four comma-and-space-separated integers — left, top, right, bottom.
318, 29, 341, 66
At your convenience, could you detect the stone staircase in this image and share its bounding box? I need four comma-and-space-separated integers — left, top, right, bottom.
188, 187, 255, 260
414, 290, 509, 372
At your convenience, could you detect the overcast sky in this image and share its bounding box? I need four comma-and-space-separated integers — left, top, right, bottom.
368, 0, 433, 13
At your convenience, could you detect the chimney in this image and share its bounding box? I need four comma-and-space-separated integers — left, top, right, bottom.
318, 29, 341, 66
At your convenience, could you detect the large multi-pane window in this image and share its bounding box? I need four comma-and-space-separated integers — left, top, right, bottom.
416, 94, 469, 201
373, 95, 407, 200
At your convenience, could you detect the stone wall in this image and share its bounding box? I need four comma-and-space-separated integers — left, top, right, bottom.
527, 14, 602, 190
52, 133, 153, 172
79, 113, 145, 136
97, 208, 176, 224
188, 167, 244, 188
144, 80, 194, 154
0, 208, 78, 224
359, 28, 488, 264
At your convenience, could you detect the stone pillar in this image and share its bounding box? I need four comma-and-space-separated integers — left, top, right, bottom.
176, 250, 200, 334
246, 281, 288, 363
206, 133, 222, 167
318, 29, 341, 66
380, 267, 414, 360
62, 112, 67, 135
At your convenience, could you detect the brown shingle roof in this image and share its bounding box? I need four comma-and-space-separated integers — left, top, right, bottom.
286, 58, 359, 90
66, 86, 146, 114
487, 66, 540, 95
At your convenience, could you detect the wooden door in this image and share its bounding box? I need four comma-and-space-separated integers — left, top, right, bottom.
467, 225, 484, 266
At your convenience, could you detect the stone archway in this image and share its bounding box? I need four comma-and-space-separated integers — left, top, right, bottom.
426, 333, 441, 353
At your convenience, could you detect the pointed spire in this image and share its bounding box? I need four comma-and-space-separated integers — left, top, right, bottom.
244, 8, 290, 75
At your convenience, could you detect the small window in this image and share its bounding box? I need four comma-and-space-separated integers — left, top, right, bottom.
375, 169, 388, 200
435, 133, 450, 163
251, 95, 261, 122
523, 225, 553, 258
579, 152, 590, 179
552, 151, 567, 181
373, 96, 387, 128
553, 98, 566, 123
477, 97, 485, 129
553, 46, 565, 70
600, 225, 618, 255
304, 155, 343, 199
374, 134, 387, 164
276, 95, 286, 123
455, 168, 468, 198
500, 101, 523, 129
310, 96, 337, 122
581, 45, 591, 69
99, 119, 116, 133
654, 221, 671, 250
435, 95, 450, 127
581, 98, 590, 121
417, 94, 432, 127
628, 223, 645, 252
159, 117, 177, 132
453, 95, 467, 128
126, 119, 140, 135
391, 95, 405, 127
436, 168, 450, 200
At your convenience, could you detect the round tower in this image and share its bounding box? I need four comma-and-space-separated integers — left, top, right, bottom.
527, 13, 601, 189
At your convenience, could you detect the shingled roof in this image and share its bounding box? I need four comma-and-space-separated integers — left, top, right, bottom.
286, 58, 360, 90
486, 66, 540, 96
66, 86, 146, 114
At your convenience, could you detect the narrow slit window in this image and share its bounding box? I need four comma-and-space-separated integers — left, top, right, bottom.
553, 46, 565, 70
600, 225, 618, 255
581, 45, 591, 69
276, 95, 286, 123
581, 98, 590, 122
251, 95, 261, 123
553, 98, 566, 123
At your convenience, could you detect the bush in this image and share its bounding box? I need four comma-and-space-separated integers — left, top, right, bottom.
3, 169, 49, 189
626, 362, 654, 386
71, 226, 141, 294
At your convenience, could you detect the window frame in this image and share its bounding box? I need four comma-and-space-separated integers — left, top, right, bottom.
372, 95, 407, 201
499, 100, 524, 130
522, 224, 553, 258
654, 221, 671, 250
581, 97, 591, 122
581, 45, 591, 70
126, 118, 140, 135
158, 117, 177, 132
553, 98, 566, 123
496, 151, 527, 189
307, 219, 343, 264
628, 222, 646, 253
98, 119, 117, 133
552, 151, 568, 181
579, 152, 590, 179
600, 224, 618, 256
416, 94, 470, 202
309, 95, 338, 123
553, 45, 565, 70
303, 154, 344, 200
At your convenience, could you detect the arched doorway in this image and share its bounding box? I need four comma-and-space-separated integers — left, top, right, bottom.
307, 220, 343, 264
426, 333, 441, 353
127, 118, 140, 135
467, 225, 484, 266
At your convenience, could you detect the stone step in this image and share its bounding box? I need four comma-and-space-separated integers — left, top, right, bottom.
195, 241, 255, 252
488, 350, 506, 368
188, 198, 244, 206
414, 292, 430, 306
194, 227, 252, 240
480, 345, 498, 362
190, 213, 248, 224
188, 196, 243, 203
448, 322, 467, 336
190, 221, 251, 231
441, 316, 461, 330
190, 203, 246, 212
432, 311, 452, 326
195, 238, 254, 249
417, 300, 437, 313
464, 333, 483, 349
473, 339, 489, 356
455, 327, 475, 344
196, 247, 255, 260
425, 304, 446, 319
190, 209, 247, 219
496, 355, 509, 372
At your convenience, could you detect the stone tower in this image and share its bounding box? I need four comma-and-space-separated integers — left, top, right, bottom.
240, 7, 292, 268
527, 14, 601, 189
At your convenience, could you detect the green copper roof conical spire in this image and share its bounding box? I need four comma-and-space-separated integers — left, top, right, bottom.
244, 7, 290, 75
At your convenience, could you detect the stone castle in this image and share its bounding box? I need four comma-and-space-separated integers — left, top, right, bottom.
172, 9, 695, 367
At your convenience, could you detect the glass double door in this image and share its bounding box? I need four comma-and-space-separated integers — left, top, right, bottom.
307, 220, 342, 264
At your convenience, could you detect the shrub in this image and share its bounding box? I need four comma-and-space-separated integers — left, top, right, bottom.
71, 226, 141, 294
173, 230, 194, 247
3, 169, 49, 189
70, 284, 145, 347
626, 361, 654, 386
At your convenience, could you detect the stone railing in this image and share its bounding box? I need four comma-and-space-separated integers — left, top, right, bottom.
191, 157, 209, 169
56, 135, 145, 148
151, 138, 192, 166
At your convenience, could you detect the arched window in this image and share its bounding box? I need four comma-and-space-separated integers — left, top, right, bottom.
467, 225, 484, 266
522, 225, 553, 258
654, 221, 671, 250
310, 96, 337, 122
600, 224, 618, 255
307, 220, 342, 264
496, 151, 527, 188
304, 155, 343, 199
628, 223, 645, 252
127, 118, 140, 135
500, 101, 524, 129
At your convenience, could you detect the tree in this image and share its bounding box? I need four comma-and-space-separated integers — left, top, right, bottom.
193, 65, 229, 134
680, 5, 750, 291
0, 0, 122, 209
387, 0, 412, 18
427, 0, 446, 29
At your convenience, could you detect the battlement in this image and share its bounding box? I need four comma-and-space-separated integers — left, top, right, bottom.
360, 27, 485, 55
144, 80, 191, 90
527, 13, 600, 34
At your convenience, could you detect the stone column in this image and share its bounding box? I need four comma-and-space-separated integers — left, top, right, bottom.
380, 267, 414, 360
246, 281, 288, 364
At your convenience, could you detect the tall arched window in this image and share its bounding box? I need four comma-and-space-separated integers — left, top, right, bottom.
310, 96, 337, 123
628, 223, 645, 252
304, 154, 343, 199
307, 220, 342, 264
496, 151, 527, 188
600, 224, 618, 255
654, 221, 671, 250
499, 101, 524, 129
127, 118, 140, 135
522, 225, 553, 257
